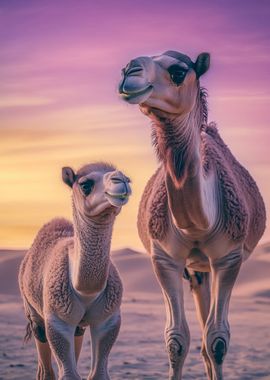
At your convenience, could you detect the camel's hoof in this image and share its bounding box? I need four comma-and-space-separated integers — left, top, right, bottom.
211, 337, 227, 365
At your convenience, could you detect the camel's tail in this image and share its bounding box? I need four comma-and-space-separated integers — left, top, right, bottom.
24, 322, 32, 343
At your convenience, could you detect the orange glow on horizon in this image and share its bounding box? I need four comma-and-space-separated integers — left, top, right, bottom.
1, 1, 269, 249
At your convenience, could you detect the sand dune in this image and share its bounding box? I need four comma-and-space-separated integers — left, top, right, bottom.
0, 245, 269, 379
1, 245, 270, 298
0, 250, 25, 296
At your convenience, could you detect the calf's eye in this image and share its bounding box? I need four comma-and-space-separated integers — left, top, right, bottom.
79, 179, 94, 196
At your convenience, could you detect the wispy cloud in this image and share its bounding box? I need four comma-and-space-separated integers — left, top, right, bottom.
213, 95, 270, 102
0, 96, 53, 108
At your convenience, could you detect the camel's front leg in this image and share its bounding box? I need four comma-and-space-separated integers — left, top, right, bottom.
204, 250, 242, 380
152, 247, 190, 380
45, 314, 80, 380
88, 311, 121, 380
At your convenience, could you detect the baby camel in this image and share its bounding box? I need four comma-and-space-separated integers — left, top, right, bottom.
119, 51, 266, 379
19, 162, 131, 380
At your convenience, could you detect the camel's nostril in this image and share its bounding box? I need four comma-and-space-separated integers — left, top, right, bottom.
125, 66, 143, 76
111, 177, 123, 184
111, 176, 131, 185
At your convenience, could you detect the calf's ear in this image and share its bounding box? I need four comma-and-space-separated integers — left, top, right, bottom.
62, 167, 76, 188
195, 52, 210, 78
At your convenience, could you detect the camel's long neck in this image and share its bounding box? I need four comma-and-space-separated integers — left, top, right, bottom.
153, 110, 201, 184
152, 92, 216, 232
70, 207, 113, 295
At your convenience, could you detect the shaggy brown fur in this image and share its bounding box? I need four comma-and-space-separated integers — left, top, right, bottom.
139, 122, 266, 253
201, 123, 265, 250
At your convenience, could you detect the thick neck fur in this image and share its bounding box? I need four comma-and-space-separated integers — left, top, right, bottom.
152, 88, 206, 183
151, 88, 212, 231
70, 204, 114, 296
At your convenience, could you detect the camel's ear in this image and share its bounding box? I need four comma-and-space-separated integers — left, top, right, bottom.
195, 52, 210, 78
62, 167, 76, 188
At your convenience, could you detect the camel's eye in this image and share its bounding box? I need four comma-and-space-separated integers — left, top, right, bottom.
79, 179, 94, 196
168, 65, 187, 86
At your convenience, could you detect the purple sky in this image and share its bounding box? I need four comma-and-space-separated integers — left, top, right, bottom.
0, 0, 270, 248
1, 0, 270, 106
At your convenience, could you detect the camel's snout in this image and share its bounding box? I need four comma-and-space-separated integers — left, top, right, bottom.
119, 56, 153, 104
123, 58, 144, 76
104, 170, 132, 207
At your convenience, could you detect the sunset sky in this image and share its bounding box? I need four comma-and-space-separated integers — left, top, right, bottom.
0, 0, 270, 250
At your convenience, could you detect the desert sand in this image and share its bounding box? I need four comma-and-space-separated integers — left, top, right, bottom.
0, 245, 269, 380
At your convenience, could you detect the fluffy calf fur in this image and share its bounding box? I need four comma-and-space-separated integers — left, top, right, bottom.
19, 218, 122, 336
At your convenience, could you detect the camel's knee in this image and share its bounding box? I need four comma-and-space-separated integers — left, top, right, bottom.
211, 337, 227, 365
205, 330, 229, 366
165, 331, 190, 368
167, 337, 183, 368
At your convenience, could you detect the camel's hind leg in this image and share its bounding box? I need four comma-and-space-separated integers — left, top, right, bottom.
74, 326, 85, 363
35, 338, 55, 380
25, 314, 55, 380
204, 250, 242, 380
188, 271, 212, 380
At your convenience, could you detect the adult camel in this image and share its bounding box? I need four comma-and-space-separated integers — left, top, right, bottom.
118, 50, 266, 380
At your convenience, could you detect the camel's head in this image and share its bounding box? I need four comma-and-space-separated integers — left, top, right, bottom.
119, 50, 210, 117
62, 162, 131, 222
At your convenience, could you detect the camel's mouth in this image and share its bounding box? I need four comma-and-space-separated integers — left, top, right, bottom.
105, 191, 130, 207
119, 85, 153, 104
